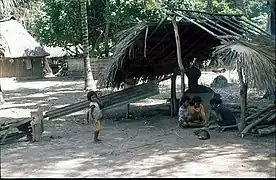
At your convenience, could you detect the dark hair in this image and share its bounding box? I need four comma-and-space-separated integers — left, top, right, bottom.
180, 96, 190, 106
87, 91, 98, 101
213, 93, 221, 101
210, 98, 222, 105
191, 96, 202, 104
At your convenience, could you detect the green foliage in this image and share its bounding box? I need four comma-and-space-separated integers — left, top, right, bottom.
27, 0, 271, 57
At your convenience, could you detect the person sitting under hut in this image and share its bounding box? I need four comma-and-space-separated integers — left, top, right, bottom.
178, 95, 191, 128
182, 96, 206, 128
209, 98, 237, 127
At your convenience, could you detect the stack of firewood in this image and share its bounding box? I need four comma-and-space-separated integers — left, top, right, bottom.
225, 103, 276, 137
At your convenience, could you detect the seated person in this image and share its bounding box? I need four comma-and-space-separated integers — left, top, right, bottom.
210, 98, 236, 127
178, 95, 190, 128
182, 96, 206, 127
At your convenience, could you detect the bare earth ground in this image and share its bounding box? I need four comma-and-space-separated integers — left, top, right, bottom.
0, 71, 275, 178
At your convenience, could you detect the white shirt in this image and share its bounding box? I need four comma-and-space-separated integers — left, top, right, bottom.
178, 105, 188, 122
89, 102, 103, 120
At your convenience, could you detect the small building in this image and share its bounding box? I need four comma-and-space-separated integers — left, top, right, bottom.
0, 16, 49, 79
66, 57, 111, 80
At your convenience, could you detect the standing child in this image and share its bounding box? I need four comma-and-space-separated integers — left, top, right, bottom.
178, 96, 191, 128
87, 91, 104, 143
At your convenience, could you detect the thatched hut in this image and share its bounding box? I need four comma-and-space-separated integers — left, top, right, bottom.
0, 16, 49, 78
98, 9, 275, 130
99, 10, 275, 90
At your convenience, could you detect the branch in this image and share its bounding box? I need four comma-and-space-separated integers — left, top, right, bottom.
241, 109, 276, 137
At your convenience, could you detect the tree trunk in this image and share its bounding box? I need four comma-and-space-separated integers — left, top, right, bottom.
80, 0, 96, 91
43, 58, 54, 77
104, 0, 110, 57
0, 82, 5, 104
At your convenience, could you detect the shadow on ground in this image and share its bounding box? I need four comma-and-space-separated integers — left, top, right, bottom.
0, 77, 275, 178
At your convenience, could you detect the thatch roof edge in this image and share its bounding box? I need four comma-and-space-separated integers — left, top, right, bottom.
0, 18, 50, 58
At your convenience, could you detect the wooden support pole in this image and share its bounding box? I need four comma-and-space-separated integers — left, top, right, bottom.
172, 16, 185, 95
170, 74, 177, 117
30, 110, 44, 142
237, 66, 247, 134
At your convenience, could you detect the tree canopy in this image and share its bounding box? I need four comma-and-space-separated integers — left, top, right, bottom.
1, 0, 272, 57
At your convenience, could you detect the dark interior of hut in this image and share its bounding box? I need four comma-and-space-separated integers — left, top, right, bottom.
114, 16, 243, 87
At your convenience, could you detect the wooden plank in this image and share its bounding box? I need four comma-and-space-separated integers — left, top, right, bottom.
45, 81, 160, 120
45, 81, 158, 117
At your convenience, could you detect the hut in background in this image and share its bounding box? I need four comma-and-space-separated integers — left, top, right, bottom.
0, 16, 49, 79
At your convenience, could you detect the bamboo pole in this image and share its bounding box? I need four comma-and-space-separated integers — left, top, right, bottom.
173, 11, 218, 37
239, 16, 272, 36
222, 17, 260, 35
198, 19, 229, 35
200, 16, 242, 37
172, 16, 185, 95
171, 8, 243, 17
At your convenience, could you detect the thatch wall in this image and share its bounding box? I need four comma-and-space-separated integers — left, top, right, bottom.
0, 58, 43, 78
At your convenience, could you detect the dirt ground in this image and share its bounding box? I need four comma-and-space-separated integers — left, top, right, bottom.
0, 71, 275, 178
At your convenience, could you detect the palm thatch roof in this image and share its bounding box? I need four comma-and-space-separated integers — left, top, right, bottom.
0, 16, 49, 58
98, 9, 275, 91
212, 35, 275, 91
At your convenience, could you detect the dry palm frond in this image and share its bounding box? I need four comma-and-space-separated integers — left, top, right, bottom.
213, 36, 276, 91
97, 22, 148, 88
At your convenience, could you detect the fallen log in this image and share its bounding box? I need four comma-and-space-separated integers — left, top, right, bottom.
252, 124, 272, 133
245, 105, 275, 122
257, 113, 276, 126
241, 109, 276, 137
257, 125, 276, 136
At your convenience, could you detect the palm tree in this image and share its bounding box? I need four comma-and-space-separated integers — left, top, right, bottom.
80, 0, 96, 91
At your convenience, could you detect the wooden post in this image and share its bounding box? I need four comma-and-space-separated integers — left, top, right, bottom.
124, 80, 133, 118
0, 82, 5, 104
237, 66, 247, 133
30, 110, 44, 142
171, 74, 177, 116
172, 16, 185, 95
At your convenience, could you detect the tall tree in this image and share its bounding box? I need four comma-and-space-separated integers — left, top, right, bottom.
80, 0, 96, 91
